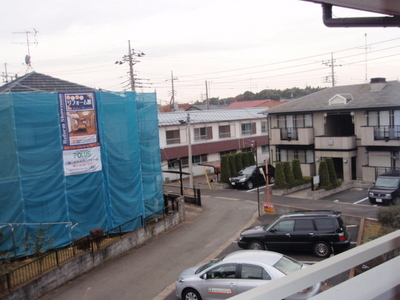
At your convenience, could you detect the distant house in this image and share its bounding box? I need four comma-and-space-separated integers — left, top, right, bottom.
227, 99, 288, 109
0, 72, 96, 93
266, 78, 400, 183
158, 108, 269, 182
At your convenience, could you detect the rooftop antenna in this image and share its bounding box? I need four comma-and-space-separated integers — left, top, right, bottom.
12, 28, 39, 72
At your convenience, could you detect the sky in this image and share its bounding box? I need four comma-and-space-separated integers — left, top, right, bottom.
1, 0, 400, 105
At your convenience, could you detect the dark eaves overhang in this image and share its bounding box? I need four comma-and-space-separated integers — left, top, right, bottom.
300, 0, 400, 27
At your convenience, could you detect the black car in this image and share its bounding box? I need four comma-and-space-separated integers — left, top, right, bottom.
229, 164, 275, 189
368, 171, 400, 205
238, 210, 351, 258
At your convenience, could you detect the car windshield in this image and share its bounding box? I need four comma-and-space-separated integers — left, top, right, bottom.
273, 256, 303, 275
195, 259, 223, 274
238, 166, 256, 176
375, 177, 399, 188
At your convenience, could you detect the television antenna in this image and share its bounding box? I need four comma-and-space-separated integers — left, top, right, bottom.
12, 28, 39, 72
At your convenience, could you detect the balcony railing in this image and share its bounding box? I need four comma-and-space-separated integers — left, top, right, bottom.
230, 229, 400, 300
280, 127, 299, 141
166, 138, 181, 145
219, 132, 231, 139
374, 125, 400, 141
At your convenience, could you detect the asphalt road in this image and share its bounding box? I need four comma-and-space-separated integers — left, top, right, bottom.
39, 185, 379, 300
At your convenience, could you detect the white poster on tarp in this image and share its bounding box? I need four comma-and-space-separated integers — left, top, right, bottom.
58, 92, 102, 176
63, 147, 102, 176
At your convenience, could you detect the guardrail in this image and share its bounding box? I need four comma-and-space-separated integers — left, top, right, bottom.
229, 229, 400, 299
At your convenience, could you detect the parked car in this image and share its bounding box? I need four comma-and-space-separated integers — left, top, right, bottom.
368, 171, 400, 205
175, 250, 321, 300
229, 164, 275, 189
238, 210, 351, 258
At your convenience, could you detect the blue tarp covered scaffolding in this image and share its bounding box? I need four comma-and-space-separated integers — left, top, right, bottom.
0, 91, 163, 257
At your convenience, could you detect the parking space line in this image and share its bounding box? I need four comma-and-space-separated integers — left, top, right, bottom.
354, 197, 368, 204
216, 196, 240, 201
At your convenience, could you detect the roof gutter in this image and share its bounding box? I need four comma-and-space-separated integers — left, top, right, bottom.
322, 3, 400, 27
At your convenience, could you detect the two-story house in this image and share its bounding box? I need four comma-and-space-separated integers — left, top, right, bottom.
267, 78, 400, 183
159, 108, 270, 182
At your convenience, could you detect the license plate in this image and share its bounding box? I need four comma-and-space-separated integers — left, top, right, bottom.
376, 198, 382, 203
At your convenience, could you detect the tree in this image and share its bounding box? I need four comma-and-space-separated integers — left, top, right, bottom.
248, 151, 256, 166
241, 152, 250, 168
318, 160, 330, 188
220, 155, 231, 183
283, 161, 295, 188
235, 153, 243, 172
228, 154, 237, 177
292, 159, 303, 181
273, 162, 287, 189
325, 158, 338, 187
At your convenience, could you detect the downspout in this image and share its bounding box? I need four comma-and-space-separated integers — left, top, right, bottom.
322, 4, 400, 28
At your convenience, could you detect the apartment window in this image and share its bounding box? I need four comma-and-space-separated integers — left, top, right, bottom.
261, 145, 269, 154
261, 121, 268, 133
220, 150, 236, 158
278, 114, 312, 128
277, 149, 314, 164
193, 154, 208, 165
219, 125, 231, 139
368, 110, 400, 140
194, 127, 213, 141
241, 123, 256, 135
167, 157, 188, 169
166, 129, 180, 145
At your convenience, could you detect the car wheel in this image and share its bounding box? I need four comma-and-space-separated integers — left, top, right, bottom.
183, 288, 202, 300
391, 197, 399, 205
246, 180, 254, 189
369, 198, 375, 205
313, 241, 332, 258
248, 240, 265, 250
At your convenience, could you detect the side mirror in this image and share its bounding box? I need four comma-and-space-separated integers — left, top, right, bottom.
270, 228, 277, 233
201, 273, 207, 280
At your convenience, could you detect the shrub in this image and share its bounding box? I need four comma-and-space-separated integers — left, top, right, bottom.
292, 159, 303, 181
377, 206, 400, 231
325, 158, 338, 186
241, 152, 250, 168
248, 151, 256, 166
228, 155, 237, 177
235, 153, 243, 172
273, 162, 287, 189
318, 160, 330, 188
220, 155, 231, 183
283, 161, 295, 188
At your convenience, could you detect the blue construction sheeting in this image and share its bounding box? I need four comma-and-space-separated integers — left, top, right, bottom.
0, 91, 163, 257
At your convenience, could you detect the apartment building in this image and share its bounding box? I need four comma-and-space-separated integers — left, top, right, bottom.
159, 108, 269, 182
267, 78, 400, 183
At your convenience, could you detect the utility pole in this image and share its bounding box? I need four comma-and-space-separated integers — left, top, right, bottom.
205, 81, 209, 110
322, 53, 341, 87
2, 63, 11, 83
169, 71, 178, 111
115, 40, 145, 91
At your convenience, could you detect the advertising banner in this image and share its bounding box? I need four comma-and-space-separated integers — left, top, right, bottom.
58, 92, 102, 175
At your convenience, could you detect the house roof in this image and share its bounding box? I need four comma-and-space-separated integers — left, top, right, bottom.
158, 108, 267, 126
266, 79, 400, 114
0, 72, 96, 93
227, 99, 287, 109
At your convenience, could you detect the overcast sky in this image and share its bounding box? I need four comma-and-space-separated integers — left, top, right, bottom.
1, 0, 400, 105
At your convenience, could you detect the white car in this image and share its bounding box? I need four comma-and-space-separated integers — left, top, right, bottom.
175, 250, 321, 300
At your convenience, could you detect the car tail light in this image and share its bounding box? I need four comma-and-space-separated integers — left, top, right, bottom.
338, 232, 346, 241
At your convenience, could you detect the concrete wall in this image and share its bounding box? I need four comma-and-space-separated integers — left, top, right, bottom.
3, 199, 186, 300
